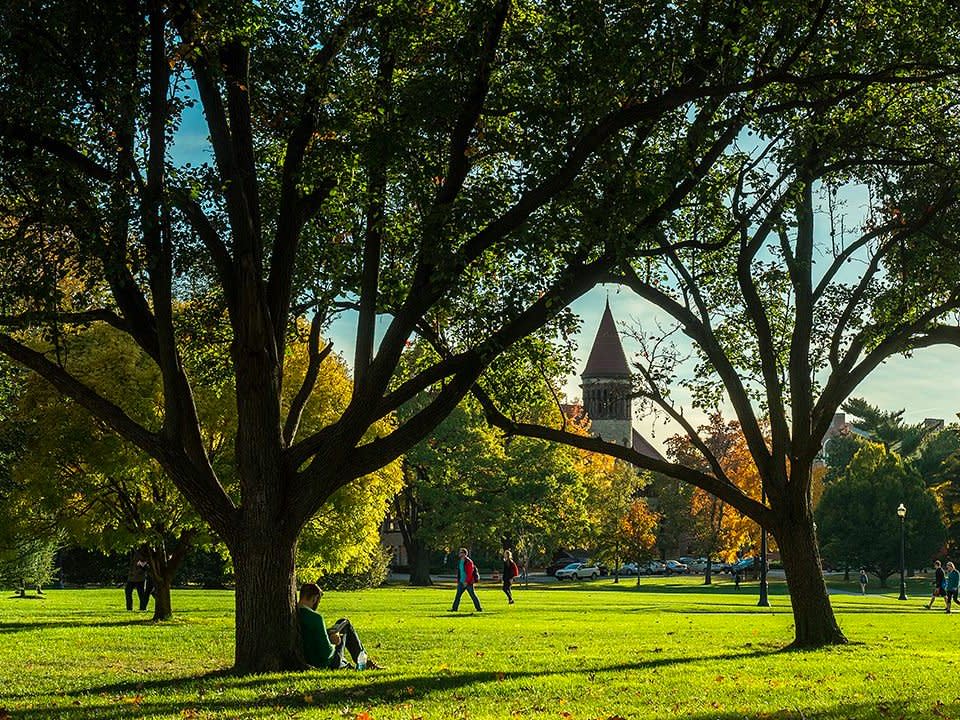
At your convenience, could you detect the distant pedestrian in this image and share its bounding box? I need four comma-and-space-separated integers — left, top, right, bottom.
858, 568, 868, 595
926, 560, 946, 609
501, 549, 519, 605
450, 547, 482, 612
124, 548, 150, 611
734, 571, 741, 589
945, 562, 960, 613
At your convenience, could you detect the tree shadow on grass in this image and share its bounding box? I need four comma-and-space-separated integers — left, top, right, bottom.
0, 619, 157, 634
9, 696, 951, 720
3, 648, 780, 719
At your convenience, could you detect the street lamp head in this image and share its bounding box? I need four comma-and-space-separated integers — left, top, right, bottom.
897, 503, 906, 518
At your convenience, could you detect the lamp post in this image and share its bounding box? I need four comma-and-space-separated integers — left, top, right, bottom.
758, 480, 769, 607
897, 503, 907, 601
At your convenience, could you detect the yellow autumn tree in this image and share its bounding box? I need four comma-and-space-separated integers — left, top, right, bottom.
620, 499, 660, 586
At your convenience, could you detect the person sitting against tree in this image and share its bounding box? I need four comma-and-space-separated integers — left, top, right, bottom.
296, 583, 380, 669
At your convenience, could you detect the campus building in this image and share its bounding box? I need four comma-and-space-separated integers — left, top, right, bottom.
577, 299, 663, 461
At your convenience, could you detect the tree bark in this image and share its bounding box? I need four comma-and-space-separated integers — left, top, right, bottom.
407, 539, 433, 586
775, 506, 847, 648
232, 533, 304, 672
152, 577, 173, 621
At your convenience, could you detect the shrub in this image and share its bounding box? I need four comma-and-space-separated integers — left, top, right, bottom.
314, 545, 392, 591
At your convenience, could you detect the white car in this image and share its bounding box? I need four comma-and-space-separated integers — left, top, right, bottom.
555, 562, 600, 580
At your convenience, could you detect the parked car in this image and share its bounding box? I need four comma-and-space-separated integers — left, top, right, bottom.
619, 562, 639, 576
639, 560, 666, 575
730, 556, 757, 575
555, 562, 600, 580
665, 559, 688, 574
546, 552, 585, 577
683, 557, 709, 573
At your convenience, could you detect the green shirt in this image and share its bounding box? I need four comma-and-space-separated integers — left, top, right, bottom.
298, 605, 336, 669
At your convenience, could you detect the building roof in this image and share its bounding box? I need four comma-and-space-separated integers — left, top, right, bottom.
582, 300, 631, 378
632, 428, 666, 463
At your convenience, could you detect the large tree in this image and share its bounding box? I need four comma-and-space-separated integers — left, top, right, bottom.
0, 0, 953, 668
472, 14, 960, 646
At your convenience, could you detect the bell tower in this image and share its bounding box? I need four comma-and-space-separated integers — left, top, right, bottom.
580, 300, 633, 446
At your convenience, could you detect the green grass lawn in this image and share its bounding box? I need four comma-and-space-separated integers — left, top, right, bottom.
1, 576, 958, 719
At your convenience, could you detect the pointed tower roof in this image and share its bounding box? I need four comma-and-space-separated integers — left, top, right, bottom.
582, 300, 631, 378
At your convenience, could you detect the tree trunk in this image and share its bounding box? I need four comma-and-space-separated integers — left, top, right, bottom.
153, 576, 173, 621
704, 560, 713, 586
232, 533, 304, 672
407, 538, 433, 586
775, 512, 847, 648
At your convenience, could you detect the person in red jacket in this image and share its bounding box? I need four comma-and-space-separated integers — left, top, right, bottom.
450, 547, 483, 612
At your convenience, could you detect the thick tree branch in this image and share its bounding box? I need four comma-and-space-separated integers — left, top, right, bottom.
283, 314, 333, 446
0, 310, 129, 333
268, 2, 372, 346
472, 385, 773, 526
354, 26, 395, 388
0, 122, 113, 182
168, 188, 236, 311
0, 333, 163, 462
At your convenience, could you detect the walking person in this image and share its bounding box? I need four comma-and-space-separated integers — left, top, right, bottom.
926, 560, 946, 609
945, 561, 960, 613
858, 568, 868, 595
450, 547, 483, 612
501, 549, 519, 605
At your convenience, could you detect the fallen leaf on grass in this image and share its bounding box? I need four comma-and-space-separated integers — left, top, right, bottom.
496, 672, 506, 682
303, 694, 314, 704
355, 712, 373, 720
